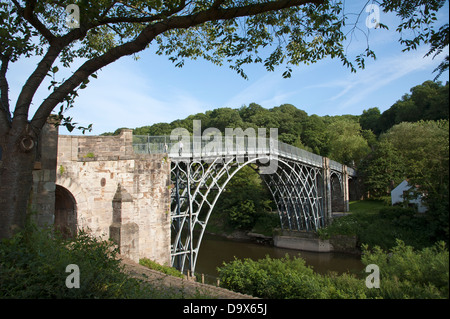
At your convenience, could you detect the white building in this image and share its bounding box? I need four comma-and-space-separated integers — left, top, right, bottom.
391, 180, 427, 213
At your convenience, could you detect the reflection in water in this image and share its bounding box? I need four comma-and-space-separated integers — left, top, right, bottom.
195, 234, 364, 282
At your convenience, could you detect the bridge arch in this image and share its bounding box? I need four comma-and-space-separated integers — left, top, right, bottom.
54, 185, 77, 238
262, 159, 324, 232
170, 155, 325, 273
55, 176, 89, 233
132, 134, 357, 274
330, 172, 345, 212
171, 155, 270, 272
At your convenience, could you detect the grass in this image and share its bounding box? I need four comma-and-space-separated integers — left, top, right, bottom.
348, 199, 386, 215
319, 199, 436, 250
139, 258, 184, 278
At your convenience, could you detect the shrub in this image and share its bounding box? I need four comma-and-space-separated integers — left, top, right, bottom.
362, 240, 449, 299
0, 225, 161, 298
218, 254, 365, 299
377, 206, 415, 220
218, 241, 449, 299
319, 202, 436, 250
318, 215, 359, 239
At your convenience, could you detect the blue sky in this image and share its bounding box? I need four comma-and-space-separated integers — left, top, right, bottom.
7, 3, 449, 135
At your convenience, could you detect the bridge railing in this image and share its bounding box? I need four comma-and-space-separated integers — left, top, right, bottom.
133, 135, 356, 174
329, 159, 342, 171
133, 135, 326, 168
275, 139, 323, 167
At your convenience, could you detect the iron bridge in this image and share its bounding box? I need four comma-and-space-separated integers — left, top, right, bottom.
133, 134, 356, 274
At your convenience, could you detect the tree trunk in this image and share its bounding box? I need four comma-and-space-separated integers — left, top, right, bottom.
0, 129, 37, 239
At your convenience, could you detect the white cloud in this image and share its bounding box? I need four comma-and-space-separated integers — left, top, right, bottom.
299, 46, 447, 114
46, 60, 207, 134
221, 69, 299, 109
7, 28, 447, 136
6, 51, 208, 135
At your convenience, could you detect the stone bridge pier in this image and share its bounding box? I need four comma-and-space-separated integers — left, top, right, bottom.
30, 125, 171, 265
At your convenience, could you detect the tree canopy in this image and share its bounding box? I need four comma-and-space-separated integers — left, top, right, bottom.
375, 81, 449, 134
1, 0, 448, 135
124, 80, 449, 234
119, 80, 449, 167
0, 0, 448, 237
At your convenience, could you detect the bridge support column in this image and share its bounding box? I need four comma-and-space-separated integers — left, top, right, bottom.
342, 165, 350, 212
322, 158, 332, 225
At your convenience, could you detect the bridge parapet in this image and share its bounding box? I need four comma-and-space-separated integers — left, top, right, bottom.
132, 135, 356, 176
329, 159, 342, 171
133, 135, 324, 168
58, 129, 135, 162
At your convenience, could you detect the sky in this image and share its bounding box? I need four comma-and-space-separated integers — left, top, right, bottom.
7, 2, 450, 136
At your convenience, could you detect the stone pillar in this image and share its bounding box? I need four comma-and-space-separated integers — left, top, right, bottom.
31, 118, 59, 227
109, 184, 140, 262
342, 165, 350, 212
118, 129, 134, 157
322, 157, 332, 225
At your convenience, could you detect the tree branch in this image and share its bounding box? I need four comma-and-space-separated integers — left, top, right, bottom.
211, 0, 227, 10
13, 44, 62, 125
0, 57, 11, 120
0, 56, 12, 135
100, 1, 119, 20
97, 0, 188, 25
32, 0, 323, 130
11, 0, 56, 42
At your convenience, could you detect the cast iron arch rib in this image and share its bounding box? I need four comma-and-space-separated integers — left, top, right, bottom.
170, 155, 326, 274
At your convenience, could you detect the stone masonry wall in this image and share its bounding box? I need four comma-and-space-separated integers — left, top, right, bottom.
56, 130, 171, 265
30, 121, 59, 227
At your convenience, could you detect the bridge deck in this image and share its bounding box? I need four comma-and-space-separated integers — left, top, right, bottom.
132, 135, 356, 176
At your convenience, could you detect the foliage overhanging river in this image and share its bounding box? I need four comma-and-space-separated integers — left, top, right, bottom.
195, 233, 364, 284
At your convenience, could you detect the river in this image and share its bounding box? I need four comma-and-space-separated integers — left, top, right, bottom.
195, 233, 364, 284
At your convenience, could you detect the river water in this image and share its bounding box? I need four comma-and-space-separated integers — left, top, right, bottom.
195, 233, 364, 283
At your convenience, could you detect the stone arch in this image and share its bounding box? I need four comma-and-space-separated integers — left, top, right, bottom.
330, 172, 344, 212
56, 175, 89, 231
54, 185, 77, 238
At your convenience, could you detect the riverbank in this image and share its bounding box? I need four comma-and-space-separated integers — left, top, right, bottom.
119, 255, 256, 299
206, 229, 274, 245
196, 233, 364, 280
273, 229, 360, 254
205, 223, 361, 255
